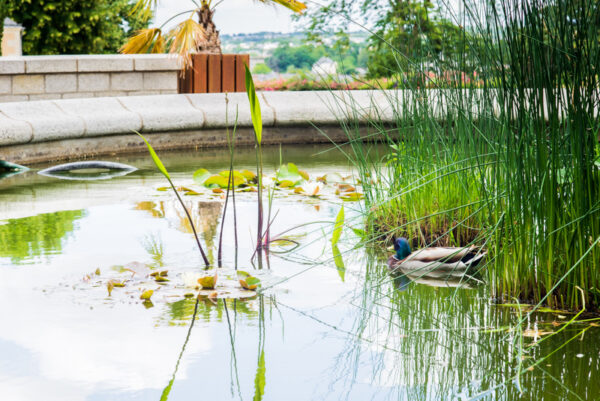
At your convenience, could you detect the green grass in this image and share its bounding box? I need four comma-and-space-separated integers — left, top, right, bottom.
341, 0, 600, 311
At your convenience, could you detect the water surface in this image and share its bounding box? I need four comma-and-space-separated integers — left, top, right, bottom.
0, 145, 597, 400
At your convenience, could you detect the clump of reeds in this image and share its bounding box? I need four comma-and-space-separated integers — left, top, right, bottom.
344, 0, 600, 311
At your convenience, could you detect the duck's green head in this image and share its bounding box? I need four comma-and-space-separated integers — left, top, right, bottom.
394, 237, 412, 259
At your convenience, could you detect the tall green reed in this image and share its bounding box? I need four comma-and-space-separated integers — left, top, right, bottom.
341, 0, 600, 311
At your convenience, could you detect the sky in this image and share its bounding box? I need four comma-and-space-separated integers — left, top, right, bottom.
155, 0, 301, 34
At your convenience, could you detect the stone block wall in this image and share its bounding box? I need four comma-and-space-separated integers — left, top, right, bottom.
0, 54, 180, 102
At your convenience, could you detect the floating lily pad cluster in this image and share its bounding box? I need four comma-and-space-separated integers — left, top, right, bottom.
158, 163, 364, 201
82, 262, 263, 307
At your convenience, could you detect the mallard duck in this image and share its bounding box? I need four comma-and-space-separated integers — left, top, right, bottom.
387, 237, 486, 276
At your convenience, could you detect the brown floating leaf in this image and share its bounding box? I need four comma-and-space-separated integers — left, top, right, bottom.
107, 281, 114, 296
299, 170, 309, 181
212, 188, 224, 194
95, 268, 101, 276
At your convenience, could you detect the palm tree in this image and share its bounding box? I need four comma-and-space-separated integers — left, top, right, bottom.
121, 0, 306, 65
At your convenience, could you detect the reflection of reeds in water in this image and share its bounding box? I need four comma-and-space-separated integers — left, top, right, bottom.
135, 200, 222, 265
158, 294, 275, 401
332, 251, 600, 400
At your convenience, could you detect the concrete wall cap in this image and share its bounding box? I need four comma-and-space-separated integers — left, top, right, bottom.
186, 92, 275, 128
0, 112, 33, 146
117, 94, 204, 132
76, 55, 135, 72
56, 97, 142, 137
0, 100, 85, 143
0, 57, 25, 75
134, 54, 182, 71
25, 56, 78, 73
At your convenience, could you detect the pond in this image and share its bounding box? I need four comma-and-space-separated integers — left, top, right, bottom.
0, 144, 598, 400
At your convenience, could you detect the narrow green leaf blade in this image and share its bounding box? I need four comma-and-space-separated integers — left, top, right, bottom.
332, 244, 346, 282
244, 64, 262, 144
136, 132, 170, 180
331, 206, 344, 245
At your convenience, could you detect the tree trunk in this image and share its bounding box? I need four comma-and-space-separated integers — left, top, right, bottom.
196, 4, 221, 53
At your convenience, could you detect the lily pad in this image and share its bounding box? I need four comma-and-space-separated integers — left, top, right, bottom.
341, 192, 364, 201
276, 163, 304, 186
241, 169, 257, 183
198, 273, 218, 289
193, 168, 212, 185
140, 289, 154, 300
204, 175, 230, 189
237, 271, 261, 290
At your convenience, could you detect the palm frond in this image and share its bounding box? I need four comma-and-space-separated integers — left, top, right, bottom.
130, 0, 157, 15
168, 16, 205, 68
259, 0, 307, 13
151, 31, 166, 53
120, 28, 162, 54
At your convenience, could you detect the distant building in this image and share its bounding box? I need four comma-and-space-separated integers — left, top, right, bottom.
2, 18, 23, 56
312, 57, 338, 76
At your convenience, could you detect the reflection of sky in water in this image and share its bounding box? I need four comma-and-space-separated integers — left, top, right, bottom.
0, 146, 598, 400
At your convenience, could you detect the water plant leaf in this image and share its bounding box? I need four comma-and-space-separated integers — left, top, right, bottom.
241, 169, 257, 183
276, 163, 304, 186
332, 244, 345, 282
299, 170, 309, 181
204, 175, 230, 188
156, 187, 169, 191
192, 168, 211, 185
140, 289, 153, 300
198, 273, 218, 289
244, 65, 262, 144
136, 132, 170, 180
341, 192, 364, 201
278, 180, 295, 188
237, 271, 261, 290
219, 170, 246, 184
352, 228, 366, 238
331, 206, 344, 246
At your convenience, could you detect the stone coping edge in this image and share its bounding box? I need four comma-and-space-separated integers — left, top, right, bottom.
0, 90, 407, 149
0, 54, 181, 74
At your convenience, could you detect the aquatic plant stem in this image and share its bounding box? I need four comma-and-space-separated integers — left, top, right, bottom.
168, 177, 210, 267
136, 132, 210, 267
159, 297, 200, 401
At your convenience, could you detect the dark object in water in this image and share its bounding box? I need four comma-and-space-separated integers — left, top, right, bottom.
0, 160, 29, 179
38, 161, 137, 181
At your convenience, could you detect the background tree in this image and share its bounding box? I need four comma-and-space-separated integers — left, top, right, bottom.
4, 0, 149, 55
298, 0, 470, 78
